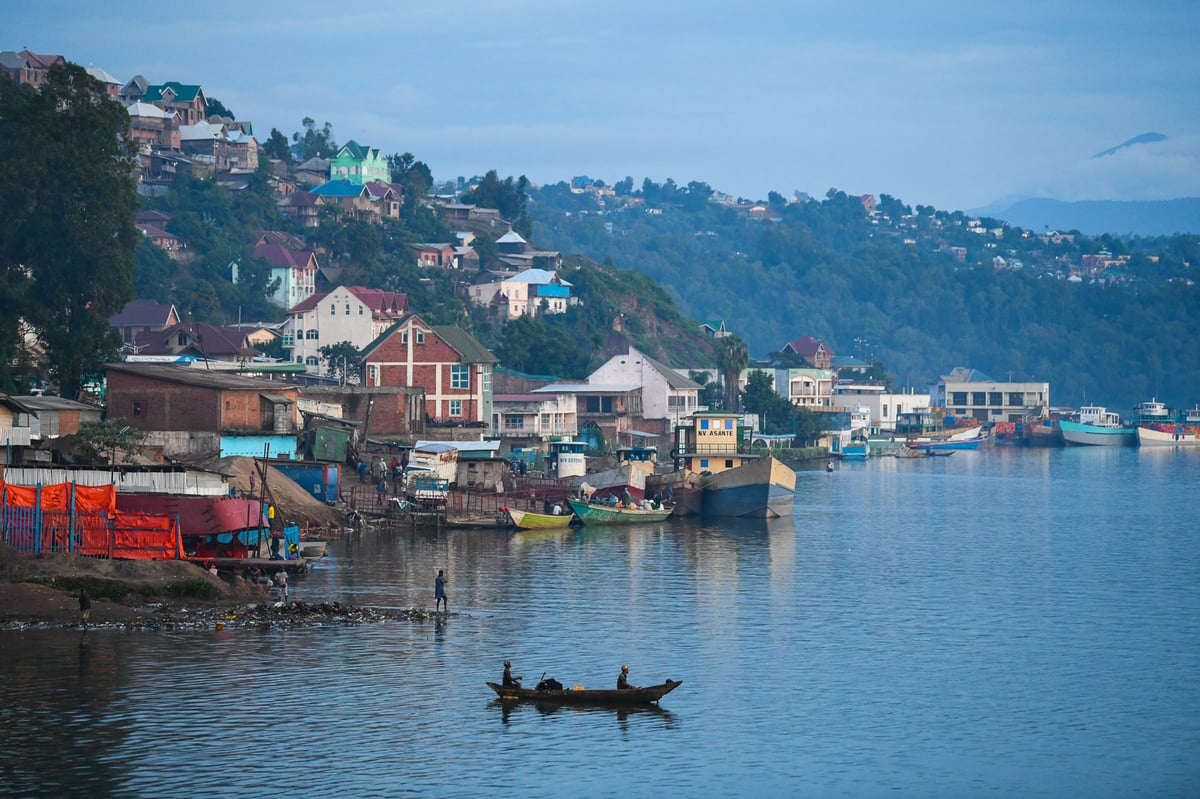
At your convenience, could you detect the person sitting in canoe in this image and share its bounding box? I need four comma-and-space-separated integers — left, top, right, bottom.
617, 664, 637, 690
503, 660, 522, 688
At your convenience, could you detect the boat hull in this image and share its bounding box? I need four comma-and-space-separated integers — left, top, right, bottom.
1059, 420, 1137, 447
909, 435, 993, 452
1136, 425, 1200, 447
486, 680, 681, 705
506, 507, 575, 529
698, 456, 796, 519
565, 498, 672, 525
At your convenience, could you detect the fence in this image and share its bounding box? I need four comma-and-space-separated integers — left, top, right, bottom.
1, 482, 183, 560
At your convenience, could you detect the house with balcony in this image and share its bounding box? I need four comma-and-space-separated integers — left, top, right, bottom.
491, 392, 578, 449
179, 121, 259, 172
127, 102, 180, 149
104, 363, 300, 460
467, 268, 576, 318
931, 367, 1050, 424
361, 315, 498, 428
530, 383, 645, 451
771, 367, 835, 409
283, 286, 408, 377
255, 240, 318, 309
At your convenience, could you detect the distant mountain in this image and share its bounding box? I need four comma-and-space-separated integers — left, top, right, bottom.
1091, 132, 1167, 159
992, 197, 1200, 237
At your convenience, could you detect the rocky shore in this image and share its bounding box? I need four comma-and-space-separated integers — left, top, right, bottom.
0, 543, 437, 631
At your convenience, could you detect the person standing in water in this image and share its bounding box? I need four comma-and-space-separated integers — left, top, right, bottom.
434, 569, 447, 612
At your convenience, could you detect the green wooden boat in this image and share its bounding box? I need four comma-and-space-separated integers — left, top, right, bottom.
566, 497, 673, 525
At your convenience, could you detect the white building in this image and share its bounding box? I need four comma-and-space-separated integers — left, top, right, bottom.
587, 346, 701, 424
930, 367, 1050, 423
467, 268, 576, 318
283, 286, 407, 376
491, 392, 579, 444
830, 379, 932, 434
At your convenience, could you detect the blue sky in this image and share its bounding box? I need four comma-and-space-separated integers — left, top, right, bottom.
9, 0, 1199, 212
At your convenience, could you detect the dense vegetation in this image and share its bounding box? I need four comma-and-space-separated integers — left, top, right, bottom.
530, 181, 1200, 411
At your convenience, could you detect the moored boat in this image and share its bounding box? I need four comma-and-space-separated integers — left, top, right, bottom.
695, 455, 796, 519
908, 435, 992, 452
505, 506, 576, 530
1136, 424, 1200, 447
486, 679, 682, 706
566, 497, 673, 525
1059, 406, 1136, 447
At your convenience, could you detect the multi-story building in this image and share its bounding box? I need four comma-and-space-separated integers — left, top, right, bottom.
931, 367, 1050, 423
467, 268, 576, 318
283, 286, 407, 376
361, 314, 498, 428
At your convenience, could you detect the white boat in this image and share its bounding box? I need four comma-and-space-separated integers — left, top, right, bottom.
298, 540, 328, 558
1136, 416, 1200, 447
1059, 406, 1136, 447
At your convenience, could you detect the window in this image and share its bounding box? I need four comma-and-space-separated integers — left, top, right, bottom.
345, 304, 350, 314
368, 365, 379, 385
700, 419, 710, 430
305, 356, 319, 366
402, 332, 408, 344
359, 305, 364, 315
504, 414, 525, 430
449, 400, 462, 417
306, 329, 319, 339
989, 392, 1003, 406
177, 332, 187, 346
972, 392, 987, 406
330, 305, 335, 315
133, 401, 145, 417
416, 331, 425, 344
699, 458, 709, 469
1009, 392, 1024, 406
295, 328, 303, 339
952, 392, 968, 405
725, 419, 734, 429
451, 364, 469, 389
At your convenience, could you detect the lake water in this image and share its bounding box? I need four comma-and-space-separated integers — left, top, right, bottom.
2, 446, 1199, 798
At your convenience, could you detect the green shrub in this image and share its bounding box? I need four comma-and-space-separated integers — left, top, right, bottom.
164, 577, 217, 599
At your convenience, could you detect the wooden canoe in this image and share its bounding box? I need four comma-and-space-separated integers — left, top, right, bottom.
486, 679, 681, 705
565, 498, 673, 525
505, 507, 575, 530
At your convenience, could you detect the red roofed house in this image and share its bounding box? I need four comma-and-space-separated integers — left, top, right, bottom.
361, 314, 498, 427
254, 240, 318, 309
0, 50, 65, 88
283, 286, 408, 378
780, 336, 834, 370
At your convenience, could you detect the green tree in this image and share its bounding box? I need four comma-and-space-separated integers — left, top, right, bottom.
319, 341, 363, 385
262, 128, 294, 164
292, 117, 338, 159
0, 64, 139, 398
76, 417, 147, 465
205, 97, 234, 119
717, 336, 749, 411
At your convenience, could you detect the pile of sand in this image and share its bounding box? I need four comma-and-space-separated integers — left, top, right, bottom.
206, 456, 345, 533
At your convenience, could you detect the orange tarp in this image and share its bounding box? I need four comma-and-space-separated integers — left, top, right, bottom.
0, 481, 117, 512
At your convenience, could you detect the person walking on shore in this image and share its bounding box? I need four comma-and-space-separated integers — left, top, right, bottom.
434, 569, 447, 613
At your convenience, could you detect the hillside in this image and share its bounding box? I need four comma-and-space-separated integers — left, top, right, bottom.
989, 197, 1200, 237
529, 183, 1200, 411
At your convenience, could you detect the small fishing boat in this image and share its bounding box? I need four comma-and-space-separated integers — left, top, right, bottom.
486, 679, 682, 706
566, 497, 673, 525
907, 435, 992, 452
505, 506, 576, 530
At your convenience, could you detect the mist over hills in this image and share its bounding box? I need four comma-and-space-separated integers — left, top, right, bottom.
988, 197, 1200, 237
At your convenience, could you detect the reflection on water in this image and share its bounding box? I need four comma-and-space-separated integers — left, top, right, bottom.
3, 448, 1199, 797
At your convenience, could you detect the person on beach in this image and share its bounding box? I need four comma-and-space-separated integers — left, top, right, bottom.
274, 568, 289, 601
502, 660, 522, 688
434, 569, 447, 612
79, 589, 92, 628
617, 664, 636, 690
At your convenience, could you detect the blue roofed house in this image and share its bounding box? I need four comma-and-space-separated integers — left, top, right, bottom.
467, 269, 576, 318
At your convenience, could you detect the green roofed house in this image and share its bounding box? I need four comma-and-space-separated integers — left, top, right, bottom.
142, 81, 207, 125
330, 140, 390, 185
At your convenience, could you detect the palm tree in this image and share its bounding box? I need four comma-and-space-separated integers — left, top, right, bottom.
717, 336, 749, 411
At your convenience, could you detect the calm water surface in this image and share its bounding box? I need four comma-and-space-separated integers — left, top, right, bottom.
2, 447, 1199, 798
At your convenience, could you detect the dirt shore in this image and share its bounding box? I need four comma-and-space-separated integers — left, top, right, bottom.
0, 544, 434, 631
